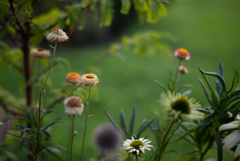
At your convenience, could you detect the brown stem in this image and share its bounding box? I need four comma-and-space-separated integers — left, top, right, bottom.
1, 101, 24, 116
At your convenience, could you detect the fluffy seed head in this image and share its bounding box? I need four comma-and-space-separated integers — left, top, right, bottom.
94, 124, 121, 153
64, 96, 84, 115
47, 28, 69, 43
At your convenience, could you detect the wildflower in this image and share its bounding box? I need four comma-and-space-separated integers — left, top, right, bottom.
94, 125, 121, 153
123, 137, 153, 156
160, 92, 203, 120
178, 65, 188, 74
80, 73, 99, 87
47, 28, 69, 42
64, 96, 84, 115
175, 48, 190, 60
30, 47, 51, 58
66, 73, 81, 84
219, 115, 240, 158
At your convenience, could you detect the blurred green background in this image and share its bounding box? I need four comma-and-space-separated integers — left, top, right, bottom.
1, 0, 240, 160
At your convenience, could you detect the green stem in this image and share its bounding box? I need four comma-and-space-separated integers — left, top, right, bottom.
72, 84, 75, 96
172, 59, 181, 92
67, 116, 72, 161
36, 90, 42, 160
36, 58, 41, 104
70, 115, 75, 161
80, 87, 91, 161
157, 119, 175, 161
136, 155, 138, 161
198, 135, 214, 161
42, 42, 57, 93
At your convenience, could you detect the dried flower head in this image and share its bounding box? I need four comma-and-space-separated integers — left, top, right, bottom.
30, 48, 51, 58
47, 28, 69, 43
94, 125, 121, 153
80, 73, 99, 87
66, 73, 81, 84
219, 115, 240, 158
178, 65, 188, 74
64, 96, 84, 115
175, 48, 191, 60
123, 137, 153, 156
160, 92, 203, 120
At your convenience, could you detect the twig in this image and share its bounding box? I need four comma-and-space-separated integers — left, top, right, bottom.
1, 101, 24, 116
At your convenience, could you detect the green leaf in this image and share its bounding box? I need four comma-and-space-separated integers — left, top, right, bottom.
136, 117, 155, 138
227, 71, 238, 95
200, 112, 218, 126
33, 8, 61, 24
216, 79, 223, 96
199, 68, 226, 93
198, 78, 212, 104
129, 105, 136, 136
41, 110, 53, 120
218, 61, 224, 77
20, 128, 34, 137
210, 90, 220, 109
215, 131, 223, 161
100, 0, 114, 27
42, 120, 62, 132
4, 116, 27, 122
120, 0, 131, 14
104, 109, 123, 137
26, 107, 36, 127
18, 0, 33, 18
19, 134, 34, 151
153, 79, 167, 93
120, 109, 128, 133
41, 146, 64, 161
175, 84, 192, 93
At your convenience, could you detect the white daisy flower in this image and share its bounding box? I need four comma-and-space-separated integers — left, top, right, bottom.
122, 137, 153, 156
47, 28, 69, 43
64, 96, 84, 115
219, 114, 240, 158
30, 47, 51, 58
160, 92, 203, 120
80, 73, 99, 87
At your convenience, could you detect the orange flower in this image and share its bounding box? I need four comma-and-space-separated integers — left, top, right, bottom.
66, 73, 81, 84
174, 48, 190, 60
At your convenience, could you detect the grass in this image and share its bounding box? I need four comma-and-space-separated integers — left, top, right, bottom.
1, 0, 240, 160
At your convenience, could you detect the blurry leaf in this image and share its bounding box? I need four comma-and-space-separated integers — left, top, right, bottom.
120, 0, 131, 14
210, 90, 220, 109
176, 84, 192, 93
33, 8, 61, 24
166, 149, 183, 155
42, 120, 62, 131
198, 78, 212, 104
19, 134, 34, 150
26, 107, 36, 127
182, 90, 192, 97
4, 116, 27, 122
18, 0, 33, 18
42, 146, 64, 161
216, 79, 223, 96
20, 128, 34, 137
41, 110, 53, 120
227, 71, 238, 95
218, 61, 224, 77
78, 10, 86, 30
129, 105, 136, 136
153, 79, 167, 93
100, 0, 114, 27
199, 68, 226, 93
120, 109, 128, 134
214, 131, 223, 161
136, 117, 155, 138
200, 112, 218, 126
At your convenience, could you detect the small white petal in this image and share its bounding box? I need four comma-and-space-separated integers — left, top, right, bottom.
234, 144, 240, 158
128, 149, 136, 153
237, 114, 240, 120
223, 130, 240, 149
219, 122, 240, 131
136, 150, 140, 155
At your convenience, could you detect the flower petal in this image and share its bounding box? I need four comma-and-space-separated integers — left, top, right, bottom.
223, 130, 240, 149
219, 122, 239, 131
234, 144, 240, 158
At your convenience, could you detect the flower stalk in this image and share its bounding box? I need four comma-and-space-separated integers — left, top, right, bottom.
80, 87, 91, 161
70, 115, 75, 161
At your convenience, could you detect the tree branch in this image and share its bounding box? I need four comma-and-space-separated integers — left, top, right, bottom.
1, 101, 24, 116
0, 53, 24, 74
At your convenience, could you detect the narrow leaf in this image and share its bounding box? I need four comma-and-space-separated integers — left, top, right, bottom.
20, 128, 34, 137
120, 109, 128, 133
129, 105, 136, 136
219, 61, 224, 77
120, 0, 131, 14
19, 134, 34, 151
42, 120, 62, 131
100, 0, 114, 27
153, 79, 167, 93
41, 110, 53, 120
4, 116, 27, 122
200, 112, 218, 126
175, 84, 192, 93
198, 78, 212, 104
215, 131, 223, 161
136, 117, 155, 138
227, 71, 238, 95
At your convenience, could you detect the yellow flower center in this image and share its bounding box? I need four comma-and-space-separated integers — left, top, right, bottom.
38, 47, 44, 52
179, 48, 188, 53
86, 74, 94, 79
171, 97, 190, 114
130, 140, 143, 149
69, 73, 78, 77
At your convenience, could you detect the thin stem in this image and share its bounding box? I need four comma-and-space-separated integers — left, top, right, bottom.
157, 119, 175, 161
36, 58, 41, 104
172, 59, 181, 92
36, 90, 42, 160
70, 115, 75, 161
80, 87, 92, 161
72, 84, 75, 96
42, 42, 57, 93
198, 135, 214, 161
67, 115, 72, 161
136, 155, 138, 161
